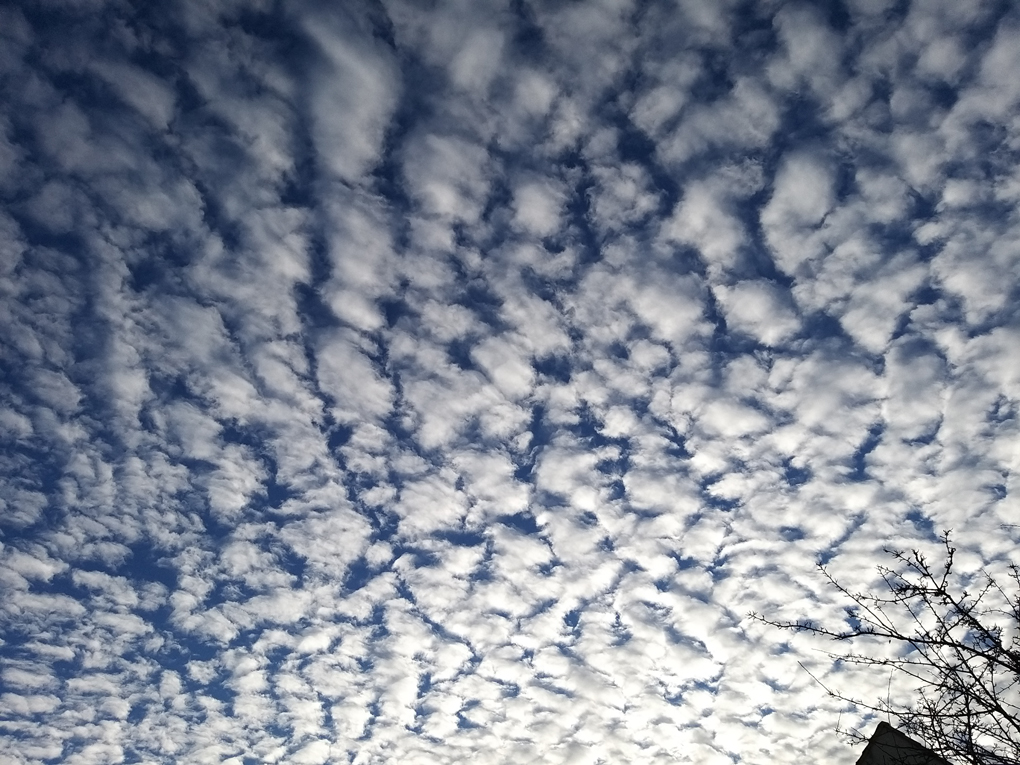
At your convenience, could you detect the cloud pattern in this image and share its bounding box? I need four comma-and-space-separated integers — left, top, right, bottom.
1, 1, 1019, 763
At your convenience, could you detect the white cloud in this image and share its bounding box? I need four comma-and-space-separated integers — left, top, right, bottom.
768, 4, 845, 95
631, 79, 692, 137
316, 330, 394, 424
90, 60, 177, 130
761, 152, 835, 276
830, 251, 927, 354
471, 335, 535, 400
664, 180, 747, 278
512, 179, 567, 238
658, 78, 782, 166
715, 281, 801, 346
291, 738, 332, 764
450, 27, 505, 95
303, 12, 400, 183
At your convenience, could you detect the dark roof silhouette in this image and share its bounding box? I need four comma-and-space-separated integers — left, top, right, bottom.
856, 722, 952, 765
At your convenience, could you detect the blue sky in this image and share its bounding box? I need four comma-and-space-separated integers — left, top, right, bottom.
1, 0, 1019, 763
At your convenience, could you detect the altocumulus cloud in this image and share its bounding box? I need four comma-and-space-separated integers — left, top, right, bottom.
1, 1, 1019, 763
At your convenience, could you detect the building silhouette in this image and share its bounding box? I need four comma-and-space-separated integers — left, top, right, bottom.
856, 722, 951, 765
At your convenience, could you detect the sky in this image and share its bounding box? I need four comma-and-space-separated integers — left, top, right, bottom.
1, 0, 1019, 763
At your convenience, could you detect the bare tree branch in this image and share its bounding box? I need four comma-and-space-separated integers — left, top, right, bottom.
750, 532, 1020, 765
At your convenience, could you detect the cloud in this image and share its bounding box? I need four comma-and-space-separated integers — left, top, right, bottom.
403, 132, 493, 225
90, 60, 177, 131
666, 184, 737, 255
658, 77, 782, 166
1, 2, 1018, 764
715, 281, 801, 346
449, 27, 506, 95
302, 8, 401, 183
512, 179, 567, 238
768, 4, 845, 95
761, 152, 836, 277
316, 329, 395, 423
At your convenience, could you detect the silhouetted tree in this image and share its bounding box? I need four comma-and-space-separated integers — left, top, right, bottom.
754, 533, 1020, 765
